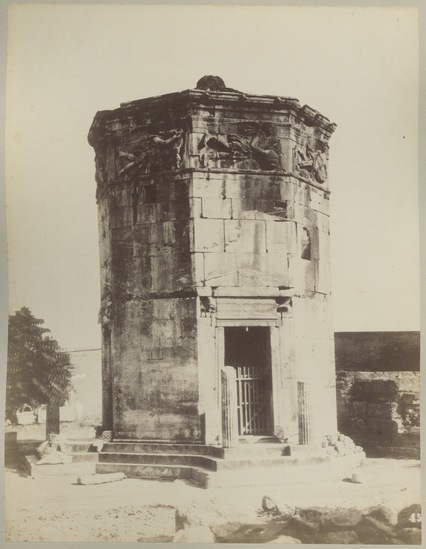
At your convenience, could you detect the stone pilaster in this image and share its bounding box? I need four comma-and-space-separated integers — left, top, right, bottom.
221, 366, 239, 448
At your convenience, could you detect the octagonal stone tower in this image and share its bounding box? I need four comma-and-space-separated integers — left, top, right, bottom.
89, 76, 338, 447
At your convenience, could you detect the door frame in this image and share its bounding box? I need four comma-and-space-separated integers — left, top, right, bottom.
224, 326, 273, 436
216, 321, 280, 445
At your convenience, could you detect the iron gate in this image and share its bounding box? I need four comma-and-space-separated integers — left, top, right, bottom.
235, 365, 270, 435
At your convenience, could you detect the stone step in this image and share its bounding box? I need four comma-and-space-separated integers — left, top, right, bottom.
96, 451, 365, 489
223, 444, 326, 460
24, 455, 96, 478
224, 444, 286, 458
98, 449, 335, 473
68, 452, 99, 463
209, 452, 366, 488
102, 442, 224, 458
60, 441, 96, 453
96, 462, 210, 488
217, 456, 301, 470
238, 436, 282, 444
99, 452, 218, 471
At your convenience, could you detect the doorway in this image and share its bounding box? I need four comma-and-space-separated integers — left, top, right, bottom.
224, 327, 273, 436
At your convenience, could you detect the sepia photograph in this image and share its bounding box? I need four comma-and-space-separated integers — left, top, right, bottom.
2, 3, 422, 545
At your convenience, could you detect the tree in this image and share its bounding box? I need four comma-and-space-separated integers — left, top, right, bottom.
6, 307, 72, 432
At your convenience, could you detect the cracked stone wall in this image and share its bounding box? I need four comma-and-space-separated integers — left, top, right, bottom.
335, 332, 420, 458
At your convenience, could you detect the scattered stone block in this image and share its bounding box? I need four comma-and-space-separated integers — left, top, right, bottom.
175, 499, 256, 531
320, 530, 359, 544
395, 527, 422, 544
173, 526, 215, 543
351, 470, 366, 484
356, 524, 392, 545
77, 472, 126, 485
298, 506, 362, 531
216, 522, 290, 543
335, 441, 349, 455
280, 515, 318, 543
365, 503, 399, 527
323, 508, 363, 531
262, 495, 281, 515
267, 534, 302, 543
361, 515, 394, 535
210, 522, 246, 541
261, 495, 296, 520
355, 516, 394, 544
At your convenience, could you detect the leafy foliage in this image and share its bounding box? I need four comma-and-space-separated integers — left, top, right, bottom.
6, 307, 72, 423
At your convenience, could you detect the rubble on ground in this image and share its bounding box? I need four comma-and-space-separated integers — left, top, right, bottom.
174, 496, 422, 544
322, 433, 364, 457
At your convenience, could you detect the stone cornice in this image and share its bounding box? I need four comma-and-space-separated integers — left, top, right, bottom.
89, 88, 337, 140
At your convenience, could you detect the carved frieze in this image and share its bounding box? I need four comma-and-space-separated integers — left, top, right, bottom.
98, 283, 113, 327
198, 121, 282, 171
89, 118, 110, 200
294, 141, 329, 184
118, 129, 184, 177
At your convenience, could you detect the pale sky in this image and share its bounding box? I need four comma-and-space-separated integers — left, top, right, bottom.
5, 5, 420, 349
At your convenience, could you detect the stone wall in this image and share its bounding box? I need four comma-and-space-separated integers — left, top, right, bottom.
336, 370, 420, 458
335, 332, 420, 458
97, 170, 201, 441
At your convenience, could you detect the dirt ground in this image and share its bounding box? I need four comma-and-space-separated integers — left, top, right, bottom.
3, 425, 422, 543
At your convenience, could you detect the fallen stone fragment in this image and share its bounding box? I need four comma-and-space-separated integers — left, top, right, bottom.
267, 534, 302, 543
395, 527, 422, 544
323, 508, 363, 531
262, 495, 281, 515
216, 522, 289, 543
356, 524, 392, 544
261, 495, 296, 519
211, 521, 246, 541
320, 530, 359, 544
297, 506, 362, 532
350, 470, 366, 484
173, 526, 215, 543
365, 504, 399, 527
355, 517, 394, 545
76, 472, 126, 485
359, 516, 394, 536
175, 498, 256, 531
296, 507, 325, 526
280, 515, 318, 543
172, 479, 187, 487
335, 441, 348, 455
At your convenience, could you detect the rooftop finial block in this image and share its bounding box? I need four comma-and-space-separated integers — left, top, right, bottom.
196, 75, 227, 91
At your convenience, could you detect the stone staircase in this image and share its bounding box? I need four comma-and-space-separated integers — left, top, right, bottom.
23, 440, 98, 478
96, 441, 365, 488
